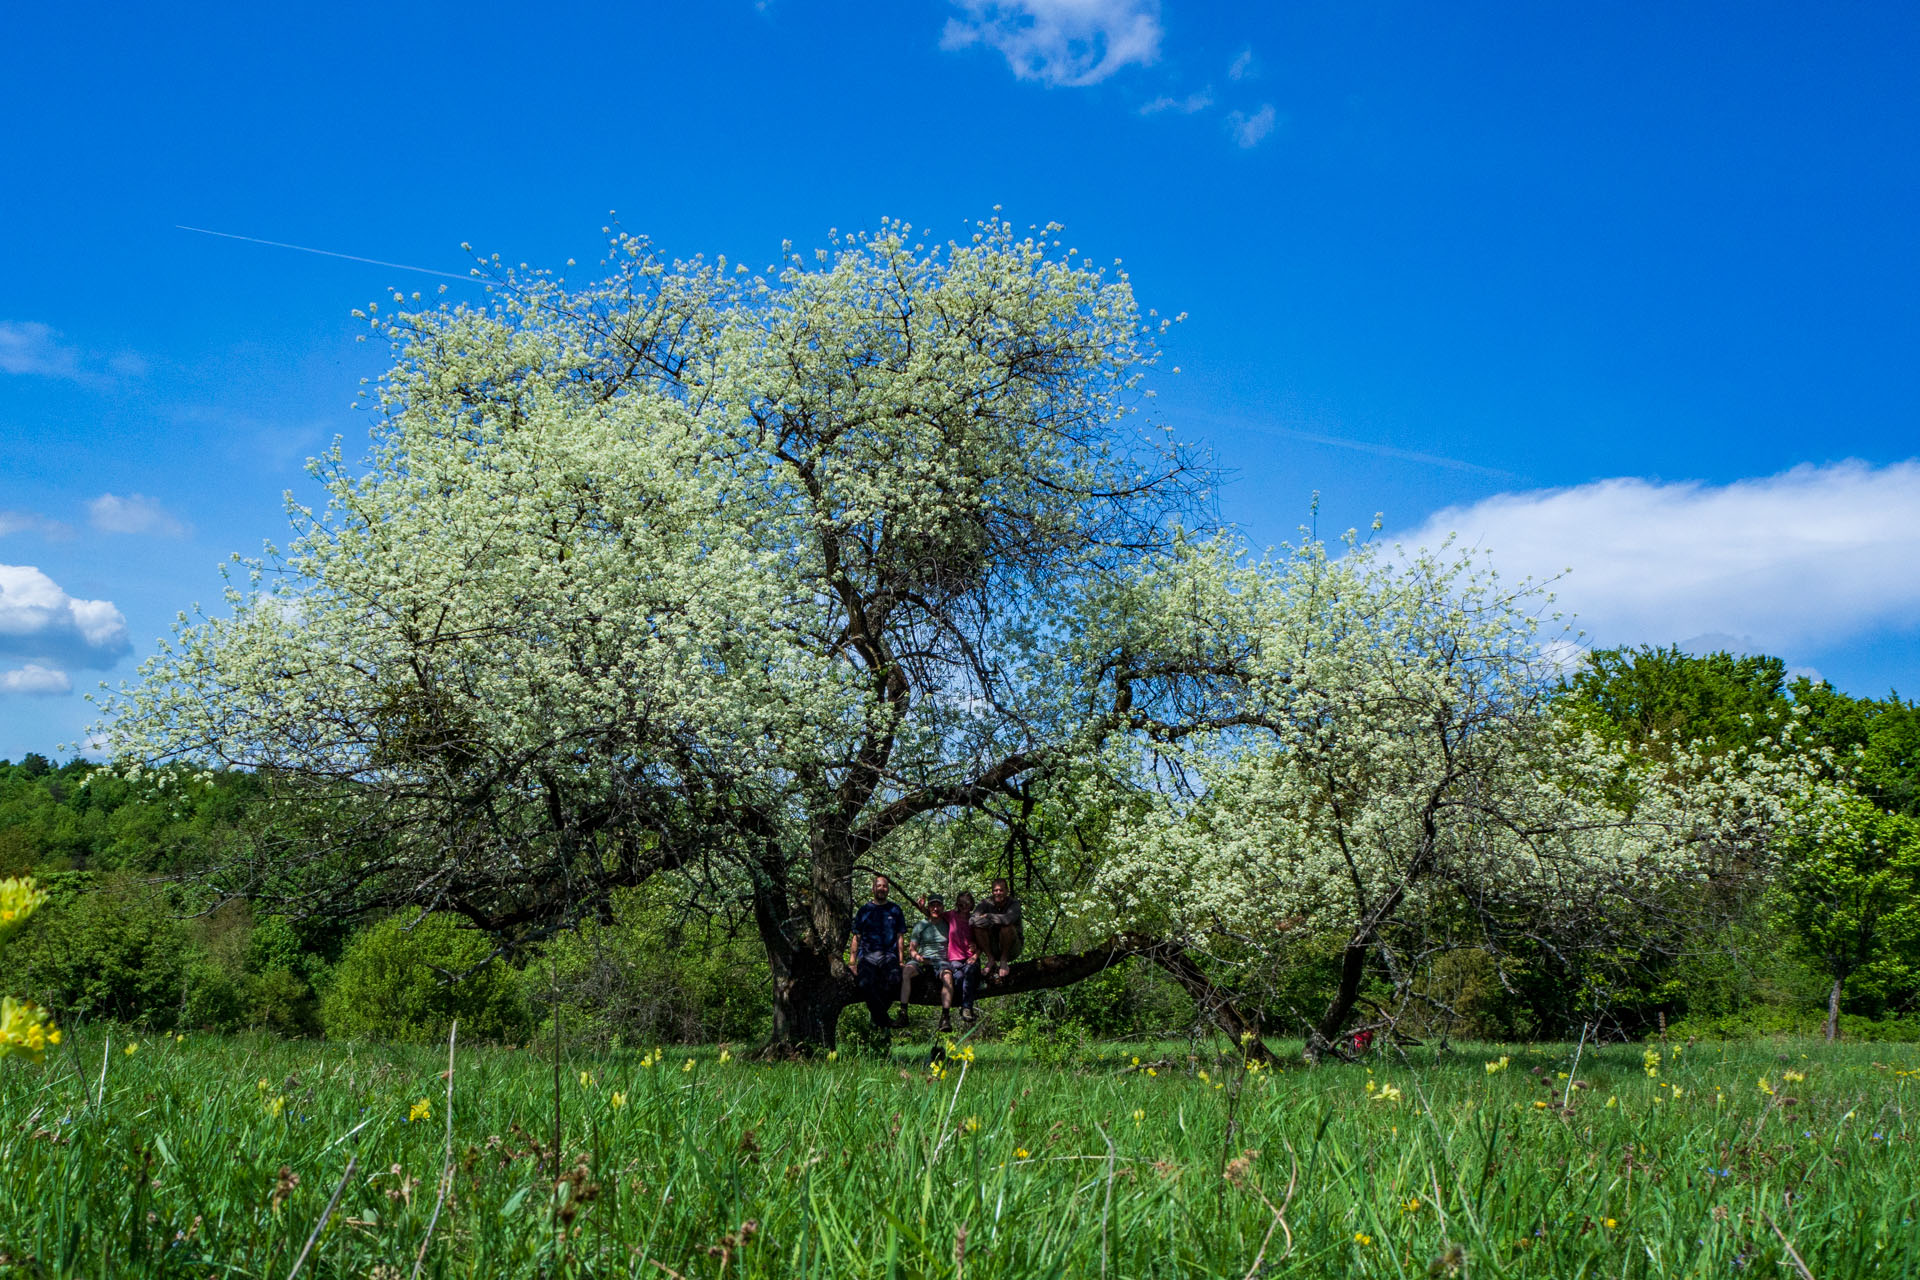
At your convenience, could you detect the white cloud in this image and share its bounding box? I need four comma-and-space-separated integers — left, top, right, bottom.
0, 511, 73, 539
1227, 46, 1254, 80
0, 564, 130, 672
0, 320, 146, 385
0, 664, 72, 696
1226, 103, 1277, 147
1390, 460, 1920, 654
1139, 87, 1213, 115
942, 0, 1162, 87
88, 493, 188, 538
0, 321, 82, 379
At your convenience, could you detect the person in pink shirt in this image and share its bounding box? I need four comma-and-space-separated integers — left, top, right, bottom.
914, 889, 981, 1029
942, 890, 981, 1025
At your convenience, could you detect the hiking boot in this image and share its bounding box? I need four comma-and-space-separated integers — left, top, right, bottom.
937, 1014, 953, 1033
961, 1006, 978, 1024
893, 1006, 912, 1029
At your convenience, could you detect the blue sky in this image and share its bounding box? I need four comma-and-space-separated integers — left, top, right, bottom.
3, 0, 1917, 759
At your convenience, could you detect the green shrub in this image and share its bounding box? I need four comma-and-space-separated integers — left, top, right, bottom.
8, 881, 192, 1028
534, 883, 771, 1046
320, 912, 530, 1043
835, 1006, 894, 1058
999, 1011, 1093, 1067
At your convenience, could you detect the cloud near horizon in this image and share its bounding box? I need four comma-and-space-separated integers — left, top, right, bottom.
942, 0, 1162, 87
1389, 460, 1920, 657
0, 564, 130, 694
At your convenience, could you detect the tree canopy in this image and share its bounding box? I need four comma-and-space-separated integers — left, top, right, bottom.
102, 220, 1821, 1054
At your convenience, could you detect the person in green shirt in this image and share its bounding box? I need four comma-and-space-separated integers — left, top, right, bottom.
904, 893, 952, 1030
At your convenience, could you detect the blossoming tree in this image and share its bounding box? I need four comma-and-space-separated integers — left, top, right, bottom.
104, 220, 1217, 1049
1069, 536, 1818, 1058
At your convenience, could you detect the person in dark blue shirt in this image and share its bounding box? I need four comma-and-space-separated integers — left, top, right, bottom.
850, 874, 910, 1028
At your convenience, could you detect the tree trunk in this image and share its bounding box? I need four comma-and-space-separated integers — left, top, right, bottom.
1306, 938, 1370, 1063
1825, 975, 1843, 1043
765, 941, 854, 1054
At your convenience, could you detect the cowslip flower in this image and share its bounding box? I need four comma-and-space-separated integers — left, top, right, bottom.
0, 996, 61, 1062
409, 1098, 431, 1123
610, 1091, 627, 1109
1485, 1056, 1510, 1074
0, 877, 48, 941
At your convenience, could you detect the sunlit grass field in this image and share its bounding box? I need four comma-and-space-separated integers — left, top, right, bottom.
1, 1029, 1915, 1277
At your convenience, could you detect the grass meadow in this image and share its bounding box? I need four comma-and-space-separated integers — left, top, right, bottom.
0, 1029, 1915, 1278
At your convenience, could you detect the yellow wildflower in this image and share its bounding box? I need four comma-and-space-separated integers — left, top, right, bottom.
1604, 1217, 1618, 1229
268, 1095, 286, 1118
409, 1098, 431, 1123
1402, 1196, 1422, 1213
579, 1070, 593, 1086
826, 1049, 838, 1062
682, 1058, 694, 1073
0, 877, 48, 941
962, 1115, 980, 1134
1372, 1083, 1402, 1105
1131, 1108, 1144, 1122
1783, 1070, 1804, 1084
717, 1048, 732, 1064
1354, 1232, 1373, 1246
1485, 1055, 1511, 1074
1757, 1076, 1774, 1096
1014, 1147, 1030, 1159
0, 996, 61, 1062
124, 1042, 139, 1056
610, 1091, 627, 1109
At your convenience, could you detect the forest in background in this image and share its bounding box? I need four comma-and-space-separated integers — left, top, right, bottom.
4, 644, 1916, 1050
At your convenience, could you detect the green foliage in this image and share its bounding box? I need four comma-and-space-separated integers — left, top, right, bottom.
534, 882, 770, 1046
1793, 678, 1920, 816
833, 1006, 894, 1058
997, 1010, 1093, 1066
0, 756, 261, 876
1778, 794, 1920, 1020
320, 912, 530, 1044
1559, 645, 1793, 756
8, 880, 193, 1028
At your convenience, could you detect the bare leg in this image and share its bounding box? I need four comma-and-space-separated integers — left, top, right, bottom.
982, 925, 1023, 979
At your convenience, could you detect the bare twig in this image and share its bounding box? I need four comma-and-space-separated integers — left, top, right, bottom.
410, 1019, 458, 1280
287, 1154, 357, 1280
1763, 1213, 1816, 1280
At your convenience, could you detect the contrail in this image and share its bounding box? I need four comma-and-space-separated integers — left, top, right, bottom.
176, 225, 480, 283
